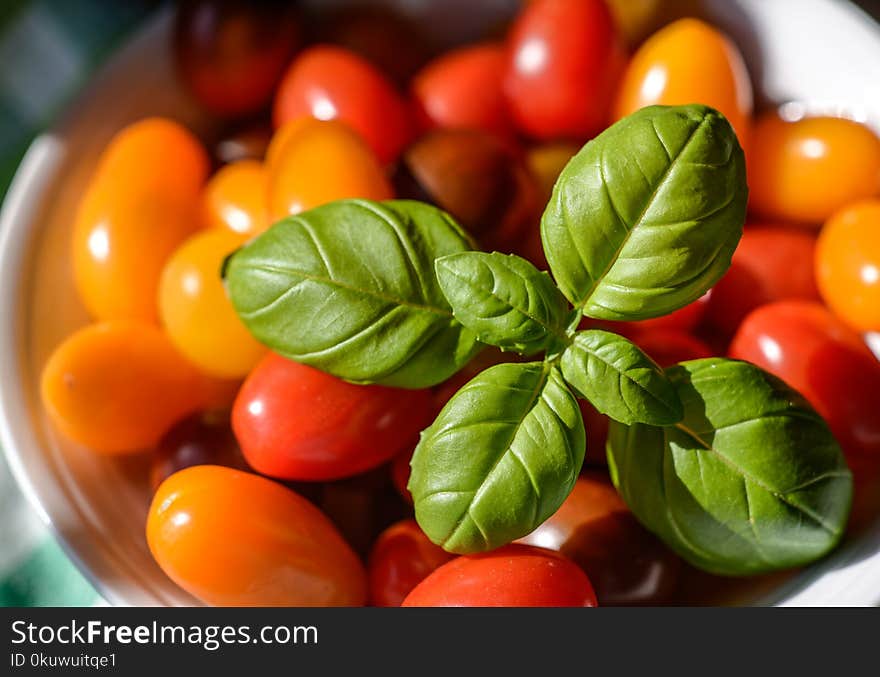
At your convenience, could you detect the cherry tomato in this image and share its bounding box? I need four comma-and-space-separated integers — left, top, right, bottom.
232, 353, 433, 481
526, 141, 580, 203
580, 399, 611, 467
174, 0, 301, 117
318, 468, 410, 558
73, 119, 209, 323
612, 291, 711, 336
605, 0, 664, 46
147, 465, 366, 606
411, 43, 513, 139
613, 18, 753, 149
159, 229, 266, 379
390, 446, 414, 505
519, 474, 680, 605
631, 329, 714, 368
201, 159, 269, 235
402, 544, 597, 607
273, 45, 413, 164
368, 519, 455, 607
41, 322, 205, 454
748, 113, 880, 224
213, 123, 272, 165
313, 5, 430, 87
504, 0, 625, 141
816, 200, 880, 332
267, 119, 393, 220
705, 224, 820, 338
394, 130, 539, 250
729, 301, 880, 479
150, 411, 247, 491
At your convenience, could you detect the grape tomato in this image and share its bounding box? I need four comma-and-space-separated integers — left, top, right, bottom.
201, 159, 270, 235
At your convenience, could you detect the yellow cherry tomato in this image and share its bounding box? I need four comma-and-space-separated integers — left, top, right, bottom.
526, 142, 580, 203
159, 229, 266, 379
41, 322, 205, 454
202, 160, 269, 235
73, 118, 209, 323
267, 119, 393, 220
749, 113, 880, 224
613, 18, 753, 150
816, 200, 880, 332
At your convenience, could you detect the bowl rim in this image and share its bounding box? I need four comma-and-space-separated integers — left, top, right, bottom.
3, 0, 880, 607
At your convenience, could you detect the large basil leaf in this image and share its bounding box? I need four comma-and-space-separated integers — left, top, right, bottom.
409, 362, 585, 553
435, 252, 575, 356
607, 358, 852, 576
560, 329, 682, 425
541, 104, 747, 320
224, 199, 483, 388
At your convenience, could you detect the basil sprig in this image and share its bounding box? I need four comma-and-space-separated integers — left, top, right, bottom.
228, 105, 853, 575
607, 359, 852, 575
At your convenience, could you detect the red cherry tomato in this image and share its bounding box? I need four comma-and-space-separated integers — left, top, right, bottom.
147, 466, 366, 606
402, 544, 597, 607
368, 519, 455, 607
519, 474, 680, 605
232, 353, 433, 481
504, 0, 626, 140
174, 0, 302, 117
411, 43, 513, 138
611, 291, 711, 336
729, 301, 880, 480
273, 45, 413, 164
631, 329, 714, 368
705, 224, 820, 338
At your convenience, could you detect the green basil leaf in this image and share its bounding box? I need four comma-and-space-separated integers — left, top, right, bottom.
435, 252, 575, 356
409, 362, 585, 553
541, 104, 747, 320
225, 199, 483, 389
607, 358, 852, 576
560, 329, 682, 425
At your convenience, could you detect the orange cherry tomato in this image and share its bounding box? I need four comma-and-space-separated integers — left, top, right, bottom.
73, 118, 209, 323
267, 119, 393, 220
41, 322, 205, 454
264, 116, 321, 173
368, 519, 454, 607
201, 160, 270, 235
613, 18, 753, 150
519, 474, 681, 605
147, 465, 367, 606
273, 45, 413, 164
748, 113, 880, 224
411, 43, 513, 139
159, 229, 266, 379
816, 200, 880, 332
526, 141, 580, 203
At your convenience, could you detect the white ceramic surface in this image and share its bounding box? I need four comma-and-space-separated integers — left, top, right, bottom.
1, 0, 880, 607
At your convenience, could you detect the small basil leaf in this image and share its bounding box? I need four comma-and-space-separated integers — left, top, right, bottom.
560, 329, 682, 425
409, 362, 585, 554
542, 104, 747, 320
225, 199, 483, 389
607, 358, 852, 576
435, 252, 574, 356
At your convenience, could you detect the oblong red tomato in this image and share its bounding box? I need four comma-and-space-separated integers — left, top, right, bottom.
504, 0, 626, 140
518, 474, 680, 605
273, 45, 413, 164
147, 466, 366, 606
368, 519, 454, 607
729, 301, 880, 479
232, 353, 432, 481
705, 224, 820, 337
411, 42, 512, 138
402, 544, 597, 607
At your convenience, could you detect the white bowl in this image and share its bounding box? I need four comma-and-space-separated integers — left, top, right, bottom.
2, 0, 880, 607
